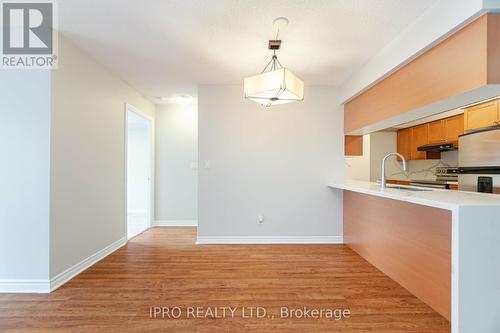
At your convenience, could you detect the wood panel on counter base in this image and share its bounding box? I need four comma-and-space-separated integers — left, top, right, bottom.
0, 227, 450, 333
344, 191, 452, 321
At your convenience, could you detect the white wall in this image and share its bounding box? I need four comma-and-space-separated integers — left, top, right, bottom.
0, 71, 51, 283
155, 103, 198, 223
50, 35, 155, 278
198, 85, 344, 238
369, 132, 399, 182
127, 113, 151, 213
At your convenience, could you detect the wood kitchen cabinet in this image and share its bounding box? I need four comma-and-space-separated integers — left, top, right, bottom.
344, 135, 363, 156
428, 120, 445, 144
397, 128, 411, 161
410, 124, 428, 160
444, 114, 464, 142
464, 100, 500, 131
397, 114, 464, 160
427, 114, 464, 144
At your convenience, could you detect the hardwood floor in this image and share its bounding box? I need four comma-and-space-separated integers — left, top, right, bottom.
0, 227, 450, 332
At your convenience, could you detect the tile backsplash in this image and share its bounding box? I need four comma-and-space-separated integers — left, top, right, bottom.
386, 151, 459, 181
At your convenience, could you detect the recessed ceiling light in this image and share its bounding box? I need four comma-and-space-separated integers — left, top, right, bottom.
174, 95, 193, 105
157, 95, 195, 104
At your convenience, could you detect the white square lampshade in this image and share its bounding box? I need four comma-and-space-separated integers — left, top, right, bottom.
244, 68, 304, 107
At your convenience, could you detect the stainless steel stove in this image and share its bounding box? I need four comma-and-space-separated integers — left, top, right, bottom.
410, 167, 459, 189
435, 166, 459, 181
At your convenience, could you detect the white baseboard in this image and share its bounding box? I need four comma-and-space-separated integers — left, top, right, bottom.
153, 220, 198, 227
50, 236, 127, 292
1, 237, 127, 294
196, 236, 344, 244
0, 279, 50, 293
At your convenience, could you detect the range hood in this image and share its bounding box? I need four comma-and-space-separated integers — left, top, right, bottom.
417, 141, 458, 152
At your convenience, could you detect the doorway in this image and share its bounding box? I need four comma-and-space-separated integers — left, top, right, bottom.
126, 104, 153, 239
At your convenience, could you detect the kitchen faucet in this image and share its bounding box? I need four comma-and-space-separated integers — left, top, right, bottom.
381, 153, 408, 189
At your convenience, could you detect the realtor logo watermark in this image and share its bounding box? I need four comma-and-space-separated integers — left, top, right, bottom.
1, 0, 58, 68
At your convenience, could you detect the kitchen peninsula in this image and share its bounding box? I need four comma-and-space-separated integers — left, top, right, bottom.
330, 181, 500, 333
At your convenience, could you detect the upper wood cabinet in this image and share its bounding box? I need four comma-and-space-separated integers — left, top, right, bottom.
444, 114, 464, 142
427, 120, 445, 144
410, 124, 428, 160
397, 128, 411, 161
463, 100, 500, 131
345, 136, 363, 156
397, 114, 465, 160
426, 114, 465, 144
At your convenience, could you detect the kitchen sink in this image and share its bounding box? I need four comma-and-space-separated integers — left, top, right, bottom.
386, 186, 433, 192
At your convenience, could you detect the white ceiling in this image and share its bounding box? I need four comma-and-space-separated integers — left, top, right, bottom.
59, 0, 435, 103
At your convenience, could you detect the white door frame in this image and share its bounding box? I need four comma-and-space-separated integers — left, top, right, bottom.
124, 103, 154, 240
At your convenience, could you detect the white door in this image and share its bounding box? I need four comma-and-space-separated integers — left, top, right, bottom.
126, 106, 153, 239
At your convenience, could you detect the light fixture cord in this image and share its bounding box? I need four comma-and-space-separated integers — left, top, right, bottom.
272, 26, 282, 71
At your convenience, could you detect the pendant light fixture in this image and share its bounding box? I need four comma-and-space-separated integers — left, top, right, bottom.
244, 18, 304, 107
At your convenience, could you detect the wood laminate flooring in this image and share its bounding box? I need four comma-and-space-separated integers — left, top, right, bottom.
0, 227, 450, 332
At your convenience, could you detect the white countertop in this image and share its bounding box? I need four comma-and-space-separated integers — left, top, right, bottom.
329, 180, 500, 210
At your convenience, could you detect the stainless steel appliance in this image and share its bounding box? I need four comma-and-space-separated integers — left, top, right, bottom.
435, 166, 459, 181
458, 126, 500, 194
410, 167, 458, 189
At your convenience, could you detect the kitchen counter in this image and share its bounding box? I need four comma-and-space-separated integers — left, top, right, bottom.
330, 180, 500, 333
329, 180, 500, 210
